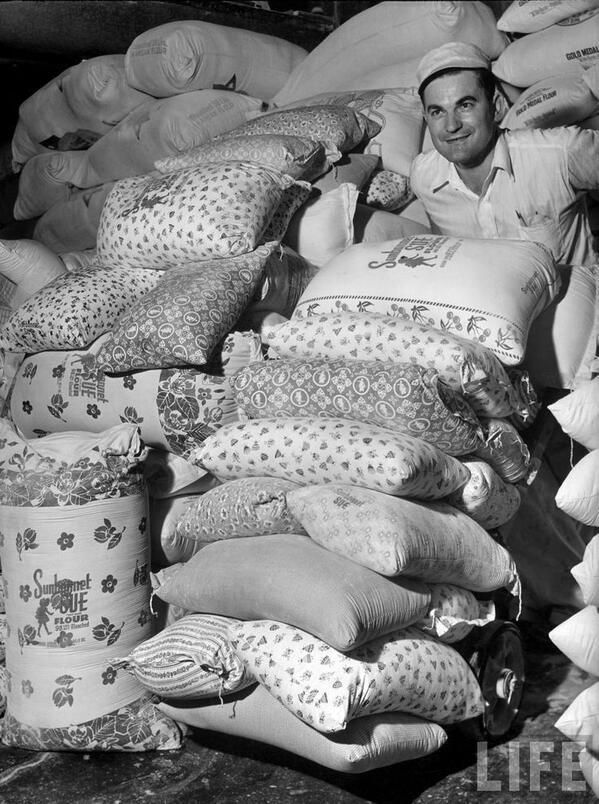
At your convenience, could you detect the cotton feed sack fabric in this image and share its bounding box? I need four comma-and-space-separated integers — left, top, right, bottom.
96, 163, 305, 270
0, 421, 183, 751
0, 238, 66, 310
263, 312, 538, 421
170, 477, 305, 561
364, 169, 413, 212
520, 263, 598, 391
32, 182, 115, 254
117, 613, 253, 700
555, 681, 599, 753
293, 235, 559, 366
95, 243, 281, 372
418, 584, 495, 644
77, 90, 266, 187
220, 105, 380, 155
191, 417, 470, 500
232, 358, 483, 457
555, 449, 599, 526
549, 377, 599, 451
11, 54, 150, 168
286, 483, 521, 596
501, 67, 599, 131
155, 133, 333, 181
151, 533, 432, 653
158, 684, 448, 774
282, 182, 359, 269
493, 8, 599, 87
571, 535, 599, 607
124, 20, 306, 100
274, 87, 423, 178
9, 344, 238, 459
229, 620, 485, 732
497, 0, 599, 33
473, 418, 532, 484
445, 457, 521, 530
549, 606, 599, 676
0, 265, 163, 354
272, 1, 507, 106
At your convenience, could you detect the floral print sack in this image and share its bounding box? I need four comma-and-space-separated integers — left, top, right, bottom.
0, 420, 183, 751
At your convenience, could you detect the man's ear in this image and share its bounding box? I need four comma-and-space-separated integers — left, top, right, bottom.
493, 88, 510, 124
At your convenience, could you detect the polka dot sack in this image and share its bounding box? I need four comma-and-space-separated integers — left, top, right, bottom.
190, 417, 470, 501
95, 243, 281, 372
263, 312, 539, 422
96, 161, 306, 270
232, 358, 483, 457
0, 265, 163, 354
218, 105, 381, 155
155, 133, 333, 181
171, 477, 305, 561
293, 235, 560, 366
116, 613, 253, 700
418, 584, 496, 644
0, 420, 183, 751
229, 620, 485, 732
286, 482, 522, 596
9, 345, 239, 460
446, 457, 522, 530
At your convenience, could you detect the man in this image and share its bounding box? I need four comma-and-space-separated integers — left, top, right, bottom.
410, 42, 598, 640
410, 41, 599, 267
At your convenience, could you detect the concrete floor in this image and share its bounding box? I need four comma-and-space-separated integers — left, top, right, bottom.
0, 639, 595, 804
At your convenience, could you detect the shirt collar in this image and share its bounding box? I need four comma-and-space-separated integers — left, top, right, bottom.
431, 130, 513, 194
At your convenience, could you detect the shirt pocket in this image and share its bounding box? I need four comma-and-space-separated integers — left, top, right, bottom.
515, 216, 561, 262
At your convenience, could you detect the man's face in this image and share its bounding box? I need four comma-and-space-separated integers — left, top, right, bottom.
422, 70, 499, 170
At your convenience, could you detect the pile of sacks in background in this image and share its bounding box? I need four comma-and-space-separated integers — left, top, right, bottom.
6, 0, 512, 253
0, 0, 598, 772
547, 380, 599, 796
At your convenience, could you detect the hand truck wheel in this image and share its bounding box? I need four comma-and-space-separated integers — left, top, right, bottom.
458, 621, 525, 740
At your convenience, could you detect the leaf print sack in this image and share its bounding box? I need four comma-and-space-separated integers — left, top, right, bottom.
232, 357, 484, 457
96, 162, 308, 270
286, 483, 522, 597
0, 420, 183, 751
293, 235, 560, 366
9, 342, 238, 460
262, 311, 539, 422
190, 417, 470, 500
229, 620, 485, 732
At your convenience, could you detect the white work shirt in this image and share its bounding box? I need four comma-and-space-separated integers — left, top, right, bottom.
410, 126, 599, 266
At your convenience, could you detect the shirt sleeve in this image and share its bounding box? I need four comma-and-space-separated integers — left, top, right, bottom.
566, 126, 599, 191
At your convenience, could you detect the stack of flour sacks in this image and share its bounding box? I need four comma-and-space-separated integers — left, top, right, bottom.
109, 233, 564, 774
549, 381, 599, 796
